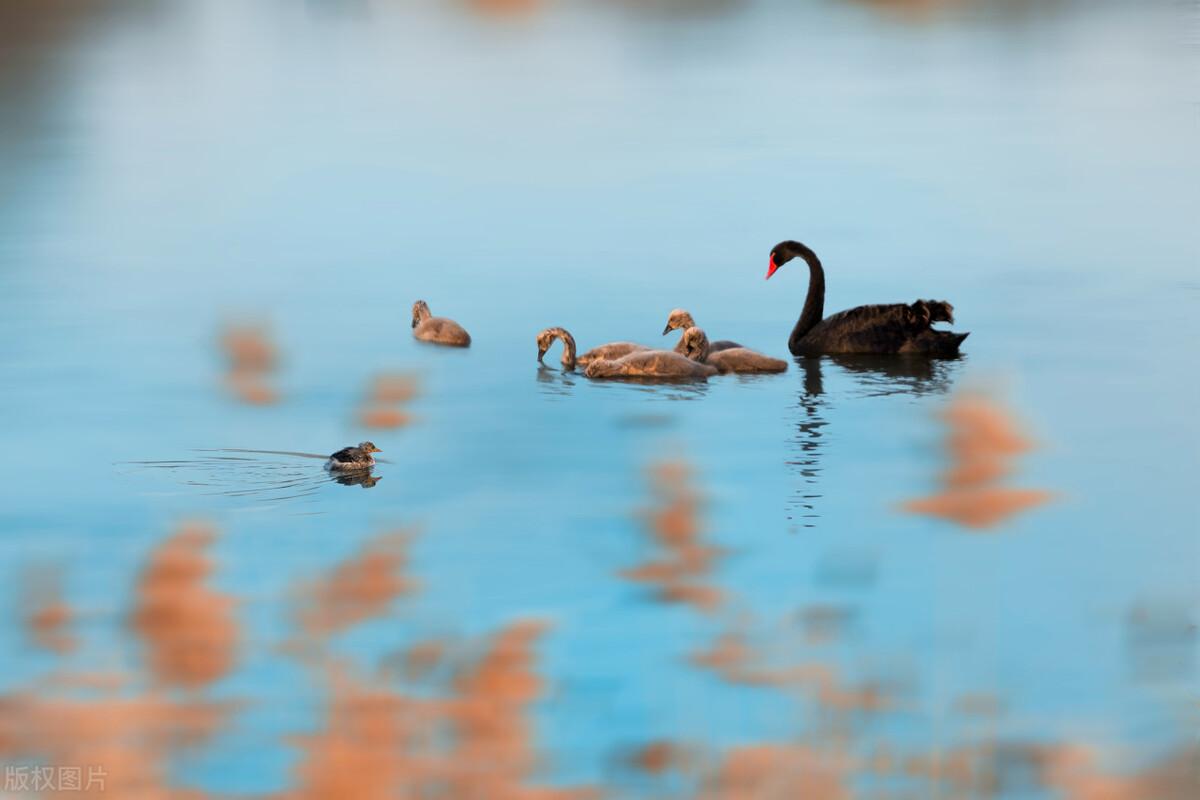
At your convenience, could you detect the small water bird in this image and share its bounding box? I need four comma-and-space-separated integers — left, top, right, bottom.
679, 327, 788, 374
537, 327, 715, 380
536, 327, 651, 370
325, 442, 381, 471
412, 300, 471, 347
584, 348, 718, 380
662, 309, 742, 353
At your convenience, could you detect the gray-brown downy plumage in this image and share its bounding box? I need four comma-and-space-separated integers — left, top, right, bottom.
577, 341, 651, 367
535, 327, 652, 370
584, 348, 718, 381
679, 327, 788, 374
536, 327, 578, 369
663, 309, 742, 354
411, 300, 471, 347
537, 326, 714, 380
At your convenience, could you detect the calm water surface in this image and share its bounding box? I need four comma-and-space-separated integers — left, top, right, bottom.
1, 0, 1197, 795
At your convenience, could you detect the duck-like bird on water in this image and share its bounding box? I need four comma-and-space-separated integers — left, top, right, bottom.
662, 309, 743, 353
325, 441, 381, 471
678, 327, 788, 374
536, 327, 653, 370
767, 240, 968, 357
536, 327, 716, 380
412, 300, 471, 347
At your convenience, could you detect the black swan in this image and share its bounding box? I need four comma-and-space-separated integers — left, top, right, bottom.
662, 309, 742, 353
412, 300, 471, 347
679, 327, 788, 374
767, 241, 968, 357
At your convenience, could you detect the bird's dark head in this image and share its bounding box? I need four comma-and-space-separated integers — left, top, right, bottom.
358, 441, 381, 454
662, 308, 695, 336
767, 240, 809, 280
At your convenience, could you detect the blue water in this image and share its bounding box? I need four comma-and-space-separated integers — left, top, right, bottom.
1, 0, 1197, 794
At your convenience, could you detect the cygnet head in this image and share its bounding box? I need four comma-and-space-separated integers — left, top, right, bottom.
536, 327, 576, 368
663, 308, 696, 336
411, 300, 432, 328
680, 326, 711, 363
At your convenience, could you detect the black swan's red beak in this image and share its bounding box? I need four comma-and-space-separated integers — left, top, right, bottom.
766, 253, 780, 280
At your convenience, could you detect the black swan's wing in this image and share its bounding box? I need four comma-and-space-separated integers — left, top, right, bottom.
899, 330, 970, 356
804, 301, 961, 354
803, 303, 921, 352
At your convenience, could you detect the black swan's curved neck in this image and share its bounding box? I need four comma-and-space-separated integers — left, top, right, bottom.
788, 244, 825, 354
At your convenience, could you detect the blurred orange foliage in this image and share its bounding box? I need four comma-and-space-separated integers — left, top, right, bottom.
902, 391, 1053, 529
219, 324, 276, 373
701, 744, 850, 800
129, 521, 238, 688
23, 566, 76, 655
358, 406, 412, 429
621, 461, 724, 613
369, 373, 420, 405
219, 322, 280, 405
470, 0, 542, 15
293, 532, 417, 639
0, 461, 1188, 800
359, 372, 420, 429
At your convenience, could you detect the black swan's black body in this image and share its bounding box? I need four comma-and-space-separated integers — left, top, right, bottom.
768, 241, 968, 357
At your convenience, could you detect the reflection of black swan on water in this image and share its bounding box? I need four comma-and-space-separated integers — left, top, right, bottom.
767, 240, 968, 357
